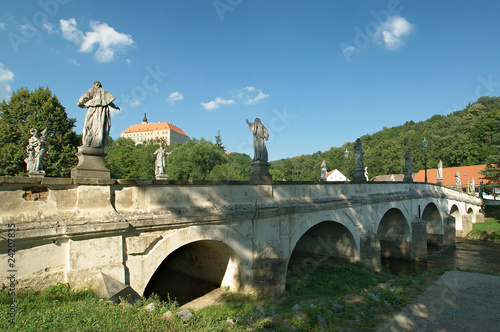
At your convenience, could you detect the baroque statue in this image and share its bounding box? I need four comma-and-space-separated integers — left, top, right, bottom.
25, 128, 49, 173
320, 160, 327, 181
353, 138, 364, 170
246, 118, 269, 162
153, 144, 172, 177
404, 150, 412, 174
77, 81, 120, 148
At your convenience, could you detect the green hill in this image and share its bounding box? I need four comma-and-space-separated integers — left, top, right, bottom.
270, 96, 500, 181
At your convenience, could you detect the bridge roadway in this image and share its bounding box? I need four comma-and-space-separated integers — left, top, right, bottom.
0, 176, 483, 299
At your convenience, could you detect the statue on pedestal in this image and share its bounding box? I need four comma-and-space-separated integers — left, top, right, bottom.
320, 160, 327, 181
25, 128, 48, 176
403, 150, 413, 183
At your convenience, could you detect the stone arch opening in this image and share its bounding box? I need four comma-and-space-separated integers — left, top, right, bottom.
377, 208, 411, 260
143, 240, 243, 305
450, 205, 463, 237
422, 203, 443, 245
287, 221, 358, 276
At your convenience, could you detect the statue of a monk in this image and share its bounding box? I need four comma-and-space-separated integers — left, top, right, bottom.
246, 118, 269, 162
77, 81, 120, 148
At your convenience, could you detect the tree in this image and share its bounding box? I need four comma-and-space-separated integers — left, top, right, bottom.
167, 138, 227, 180
0, 87, 80, 177
480, 149, 500, 190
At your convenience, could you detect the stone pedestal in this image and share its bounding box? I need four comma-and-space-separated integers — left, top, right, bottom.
352, 168, 366, 183
443, 215, 456, 247
436, 178, 444, 186
403, 172, 413, 183
249, 160, 272, 184
28, 170, 46, 178
411, 218, 427, 260
71, 146, 110, 179
155, 174, 169, 180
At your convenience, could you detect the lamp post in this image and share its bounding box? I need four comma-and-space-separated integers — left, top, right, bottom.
422, 137, 428, 183
344, 148, 349, 181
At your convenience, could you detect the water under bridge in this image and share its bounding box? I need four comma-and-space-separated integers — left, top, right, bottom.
0, 177, 483, 301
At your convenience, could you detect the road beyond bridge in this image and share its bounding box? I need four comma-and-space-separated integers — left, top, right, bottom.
0, 177, 483, 301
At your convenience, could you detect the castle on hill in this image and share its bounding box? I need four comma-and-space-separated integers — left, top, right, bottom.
120, 113, 189, 146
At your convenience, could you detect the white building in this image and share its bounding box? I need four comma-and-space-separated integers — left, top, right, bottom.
120, 113, 189, 146
325, 169, 349, 182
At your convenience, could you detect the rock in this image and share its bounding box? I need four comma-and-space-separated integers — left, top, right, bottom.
226, 318, 236, 325
411, 279, 421, 285
383, 300, 392, 308
161, 311, 173, 320
144, 302, 156, 311
292, 304, 301, 312
269, 307, 278, 315
368, 292, 380, 302
262, 314, 285, 325
119, 302, 133, 309
332, 302, 345, 312
317, 314, 328, 329
294, 310, 309, 321
177, 309, 193, 322
342, 294, 364, 305
256, 305, 266, 316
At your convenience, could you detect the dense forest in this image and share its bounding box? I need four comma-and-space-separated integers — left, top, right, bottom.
270, 96, 500, 181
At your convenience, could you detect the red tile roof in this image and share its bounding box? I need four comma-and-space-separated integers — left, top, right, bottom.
121, 122, 189, 137
413, 165, 489, 186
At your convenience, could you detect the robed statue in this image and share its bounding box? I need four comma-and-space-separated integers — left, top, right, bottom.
25, 128, 49, 172
77, 81, 120, 148
153, 144, 172, 176
246, 118, 269, 162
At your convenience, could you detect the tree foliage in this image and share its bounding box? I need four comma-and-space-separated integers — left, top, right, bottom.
270, 96, 500, 181
0, 87, 80, 177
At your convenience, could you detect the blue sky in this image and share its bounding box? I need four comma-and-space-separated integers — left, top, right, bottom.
1, 1, 500, 161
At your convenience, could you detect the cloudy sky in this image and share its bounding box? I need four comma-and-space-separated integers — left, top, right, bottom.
1, 1, 500, 161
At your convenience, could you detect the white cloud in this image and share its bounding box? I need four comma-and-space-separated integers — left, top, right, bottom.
376, 15, 413, 51
0, 63, 14, 101
126, 58, 132, 64
60, 18, 134, 62
244, 90, 269, 105
43, 22, 55, 34
235, 86, 269, 105
67, 59, 79, 66
0, 22, 6, 30
201, 97, 235, 111
168, 91, 184, 105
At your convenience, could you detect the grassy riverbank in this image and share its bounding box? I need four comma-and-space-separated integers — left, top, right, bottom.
1, 262, 446, 332
467, 205, 500, 241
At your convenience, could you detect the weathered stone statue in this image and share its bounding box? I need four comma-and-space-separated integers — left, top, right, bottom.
320, 160, 327, 181
153, 144, 172, 179
352, 138, 366, 183
77, 81, 120, 148
436, 160, 444, 186
246, 118, 269, 162
403, 150, 413, 182
364, 166, 369, 181
455, 170, 461, 191
72, 81, 119, 179
470, 178, 475, 194
246, 118, 272, 183
25, 128, 48, 177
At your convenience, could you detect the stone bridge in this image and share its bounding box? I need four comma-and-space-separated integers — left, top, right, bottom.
0, 177, 483, 301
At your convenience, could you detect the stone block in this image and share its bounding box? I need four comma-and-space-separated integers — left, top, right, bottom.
249, 161, 272, 184
71, 146, 110, 179
359, 232, 381, 271
411, 218, 427, 261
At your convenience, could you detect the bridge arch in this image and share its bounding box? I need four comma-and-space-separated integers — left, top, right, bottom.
376, 208, 411, 260
128, 224, 251, 301
422, 202, 443, 245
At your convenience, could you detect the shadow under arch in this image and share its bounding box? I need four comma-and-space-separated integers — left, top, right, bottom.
287, 220, 358, 276
143, 240, 244, 305
422, 202, 443, 245
377, 208, 411, 260
450, 204, 463, 237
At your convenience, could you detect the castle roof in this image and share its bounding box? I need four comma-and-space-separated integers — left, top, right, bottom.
121, 122, 189, 137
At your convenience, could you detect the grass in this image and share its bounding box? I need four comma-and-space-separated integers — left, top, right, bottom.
466, 205, 500, 241
0, 261, 445, 332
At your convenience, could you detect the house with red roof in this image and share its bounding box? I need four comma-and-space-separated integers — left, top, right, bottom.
120, 113, 189, 146
413, 164, 488, 192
